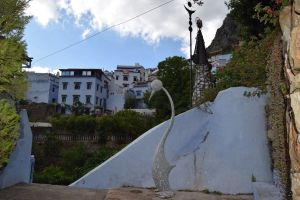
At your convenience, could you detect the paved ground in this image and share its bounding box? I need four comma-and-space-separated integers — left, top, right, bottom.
0, 183, 253, 200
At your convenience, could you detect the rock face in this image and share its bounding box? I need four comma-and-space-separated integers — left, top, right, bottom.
71, 87, 272, 194
206, 14, 240, 55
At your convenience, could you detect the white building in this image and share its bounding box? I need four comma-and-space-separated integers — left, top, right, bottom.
58, 69, 110, 113
113, 63, 146, 89
132, 81, 151, 109
209, 53, 232, 73
26, 72, 59, 104
106, 79, 125, 113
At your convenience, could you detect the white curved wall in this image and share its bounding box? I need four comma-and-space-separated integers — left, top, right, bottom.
71, 87, 272, 194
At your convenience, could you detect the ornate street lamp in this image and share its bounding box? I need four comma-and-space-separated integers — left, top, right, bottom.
184, 0, 204, 108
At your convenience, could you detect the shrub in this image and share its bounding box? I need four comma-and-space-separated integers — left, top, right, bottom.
95, 115, 116, 144
0, 99, 20, 169
50, 115, 96, 134
61, 144, 88, 178
44, 134, 62, 159
80, 146, 120, 175
34, 165, 74, 185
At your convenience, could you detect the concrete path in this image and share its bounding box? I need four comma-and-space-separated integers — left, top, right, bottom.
0, 183, 107, 200
0, 184, 253, 200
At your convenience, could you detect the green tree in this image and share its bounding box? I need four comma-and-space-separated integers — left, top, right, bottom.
0, 0, 30, 99
145, 56, 191, 121
225, 0, 288, 39
0, 99, 20, 169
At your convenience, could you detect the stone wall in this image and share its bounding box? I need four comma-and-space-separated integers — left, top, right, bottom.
279, 2, 300, 199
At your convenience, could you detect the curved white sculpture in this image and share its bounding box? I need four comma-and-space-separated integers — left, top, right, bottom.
149, 80, 176, 198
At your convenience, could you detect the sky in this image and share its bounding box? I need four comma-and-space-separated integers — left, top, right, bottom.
24, 0, 229, 73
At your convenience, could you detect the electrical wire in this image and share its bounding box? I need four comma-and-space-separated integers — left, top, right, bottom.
33, 0, 176, 64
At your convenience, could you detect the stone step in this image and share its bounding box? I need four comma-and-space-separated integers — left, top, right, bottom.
0, 183, 107, 200
0, 183, 254, 200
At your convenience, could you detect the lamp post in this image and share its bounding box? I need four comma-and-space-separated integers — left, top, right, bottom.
184, 1, 195, 108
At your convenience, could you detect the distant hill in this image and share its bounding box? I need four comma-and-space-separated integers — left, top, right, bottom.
206, 14, 241, 56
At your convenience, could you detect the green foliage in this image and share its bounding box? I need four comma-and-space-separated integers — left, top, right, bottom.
95, 115, 116, 144
34, 165, 74, 185
34, 145, 122, 185
0, 100, 20, 169
252, 174, 257, 182
0, 0, 30, 100
196, 33, 275, 105
44, 134, 62, 158
124, 96, 136, 109
50, 115, 96, 134
80, 146, 120, 175
145, 56, 191, 121
254, 0, 290, 26
61, 144, 88, 178
225, 0, 289, 39
96, 110, 157, 139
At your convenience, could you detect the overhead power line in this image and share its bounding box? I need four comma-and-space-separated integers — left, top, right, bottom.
33, 0, 176, 64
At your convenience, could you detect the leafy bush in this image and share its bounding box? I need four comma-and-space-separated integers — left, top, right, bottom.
44, 134, 62, 159
113, 110, 156, 137
80, 146, 120, 175
95, 115, 116, 144
50, 115, 96, 134
0, 99, 20, 169
61, 144, 88, 178
34, 165, 74, 185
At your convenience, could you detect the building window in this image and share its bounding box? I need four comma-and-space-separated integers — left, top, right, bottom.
61, 95, 67, 103
100, 86, 103, 93
100, 98, 102, 106
87, 82, 92, 89
123, 75, 128, 81
62, 82, 68, 90
123, 84, 129, 87
52, 87, 55, 92
82, 71, 92, 76
136, 90, 142, 96
133, 76, 137, 82
96, 84, 99, 91
116, 75, 119, 80
86, 95, 91, 104
62, 71, 74, 76
73, 95, 80, 104
74, 82, 81, 90
96, 97, 99, 105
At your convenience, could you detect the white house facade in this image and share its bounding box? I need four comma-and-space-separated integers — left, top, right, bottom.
58, 69, 109, 113
132, 81, 151, 109
26, 72, 59, 104
113, 63, 146, 89
106, 79, 125, 113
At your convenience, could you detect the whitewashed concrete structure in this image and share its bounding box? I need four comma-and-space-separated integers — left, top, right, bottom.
132, 81, 151, 109
26, 72, 59, 103
209, 53, 232, 73
106, 79, 125, 113
0, 110, 33, 189
58, 69, 110, 113
113, 64, 146, 89
71, 87, 272, 194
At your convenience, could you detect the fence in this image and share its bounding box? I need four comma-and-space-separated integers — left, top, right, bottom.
33, 133, 134, 143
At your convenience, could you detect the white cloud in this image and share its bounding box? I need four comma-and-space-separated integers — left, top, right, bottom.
81, 29, 91, 39
26, 0, 229, 56
26, 0, 61, 27
24, 66, 60, 75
